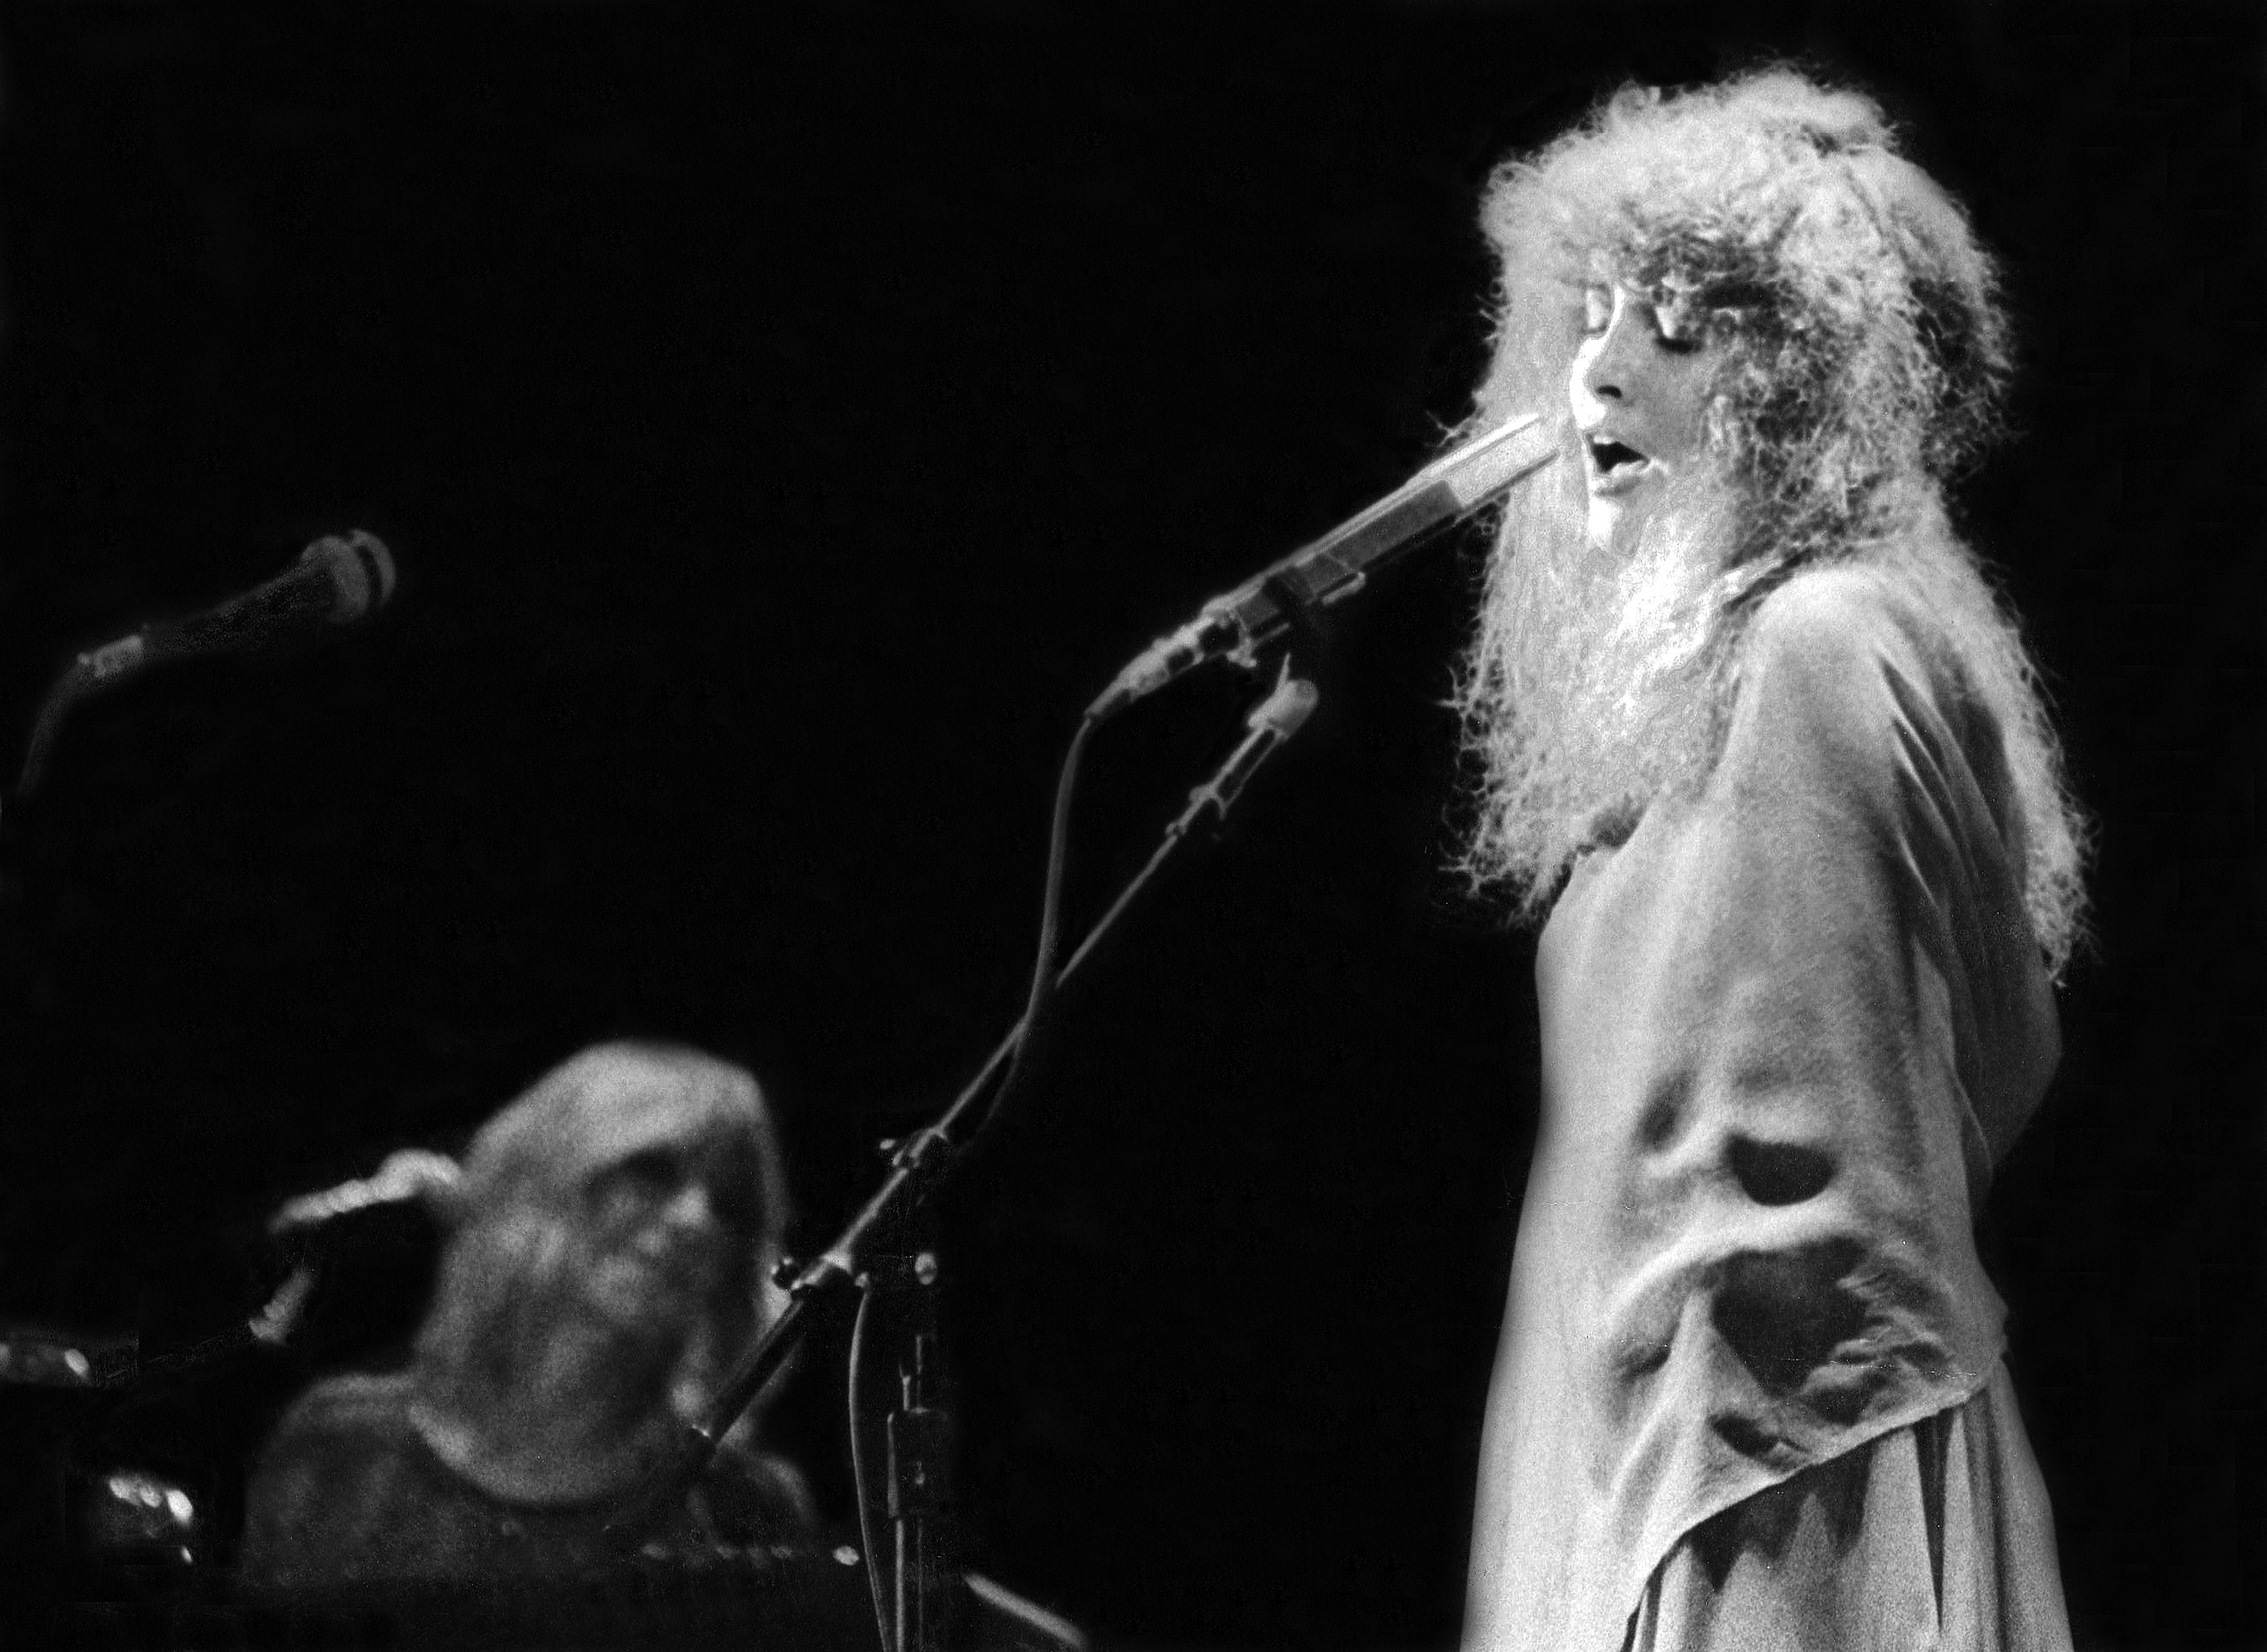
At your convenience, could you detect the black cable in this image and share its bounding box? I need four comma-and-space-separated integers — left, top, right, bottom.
846, 1282, 892, 1652
14, 660, 91, 805
972, 706, 1102, 1144
614, 678, 1313, 1559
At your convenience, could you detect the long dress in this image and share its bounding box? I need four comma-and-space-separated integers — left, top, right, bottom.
1461, 561, 2073, 1651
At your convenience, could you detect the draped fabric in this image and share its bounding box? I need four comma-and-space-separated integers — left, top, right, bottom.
1462, 564, 2070, 1650
1626, 1366, 2068, 1651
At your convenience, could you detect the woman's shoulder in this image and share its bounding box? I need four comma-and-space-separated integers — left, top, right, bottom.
249, 1368, 443, 1516
1741, 560, 1945, 684
1704, 557, 1988, 828
1732, 557, 1974, 739
240, 1369, 437, 1588
264, 1367, 422, 1455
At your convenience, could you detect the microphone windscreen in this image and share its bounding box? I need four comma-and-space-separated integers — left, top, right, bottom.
303, 531, 397, 623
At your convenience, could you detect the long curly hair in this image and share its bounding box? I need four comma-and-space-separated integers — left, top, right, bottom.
1458, 69, 2088, 973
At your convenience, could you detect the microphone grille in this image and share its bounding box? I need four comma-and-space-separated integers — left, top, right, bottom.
303, 531, 398, 623
1428, 411, 1560, 510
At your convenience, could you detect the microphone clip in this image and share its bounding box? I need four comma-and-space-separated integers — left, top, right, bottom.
1256, 564, 1336, 682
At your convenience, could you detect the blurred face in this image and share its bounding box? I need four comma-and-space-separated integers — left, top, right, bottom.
576, 1140, 757, 1339
1569, 281, 1721, 549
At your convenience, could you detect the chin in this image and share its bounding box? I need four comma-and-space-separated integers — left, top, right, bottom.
586, 1269, 701, 1337
1588, 487, 1677, 556
1585, 497, 1640, 553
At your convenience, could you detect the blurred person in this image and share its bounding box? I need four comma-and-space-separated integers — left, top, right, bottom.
1453, 72, 2084, 1650
239, 1041, 814, 1586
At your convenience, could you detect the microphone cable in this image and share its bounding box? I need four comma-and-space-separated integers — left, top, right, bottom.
846, 1285, 892, 1652
974, 705, 1103, 1144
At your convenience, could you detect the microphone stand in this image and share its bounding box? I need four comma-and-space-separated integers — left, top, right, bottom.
605, 670, 1321, 1650
852, 1239, 954, 1652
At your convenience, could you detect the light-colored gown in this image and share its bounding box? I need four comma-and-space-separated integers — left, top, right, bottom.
1462, 561, 2073, 1651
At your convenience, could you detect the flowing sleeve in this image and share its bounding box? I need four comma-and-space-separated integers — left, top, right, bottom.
1593, 565, 2061, 1548
1701, 565, 2061, 1190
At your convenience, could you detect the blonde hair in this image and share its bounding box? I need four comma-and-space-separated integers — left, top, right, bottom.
416, 1041, 791, 1429
1461, 69, 2087, 972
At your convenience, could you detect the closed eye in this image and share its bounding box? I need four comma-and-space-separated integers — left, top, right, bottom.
589, 1147, 686, 1222
1652, 293, 1703, 351
1580, 285, 1613, 336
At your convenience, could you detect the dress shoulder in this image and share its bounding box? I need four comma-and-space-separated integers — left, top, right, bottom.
238, 1369, 430, 1587
1745, 560, 1910, 642
1712, 559, 1984, 818
254, 1368, 422, 1481
1737, 564, 1951, 720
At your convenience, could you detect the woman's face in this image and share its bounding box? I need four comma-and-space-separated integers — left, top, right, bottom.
575, 1139, 757, 1338
1567, 280, 1721, 550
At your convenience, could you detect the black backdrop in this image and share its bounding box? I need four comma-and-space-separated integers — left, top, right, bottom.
0, 3, 2256, 1648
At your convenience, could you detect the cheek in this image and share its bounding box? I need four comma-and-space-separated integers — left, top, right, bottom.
1663, 374, 1721, 461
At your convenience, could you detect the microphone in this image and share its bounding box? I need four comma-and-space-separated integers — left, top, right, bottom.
267, 1149, 461, 1238
78, 530, 397, 687
15, 531, 397, 798
249, 1148, 458, 1351
1093, 413, 1558, 716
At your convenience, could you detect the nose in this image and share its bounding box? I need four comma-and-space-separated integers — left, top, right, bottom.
1570, 289, 1641, 419
657, 1179, 716, 1235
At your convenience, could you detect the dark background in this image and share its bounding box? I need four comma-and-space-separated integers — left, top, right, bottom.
0, 2, 2255, 1647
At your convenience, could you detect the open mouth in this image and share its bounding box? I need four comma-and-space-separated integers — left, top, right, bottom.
1587, 437, 1647, 478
